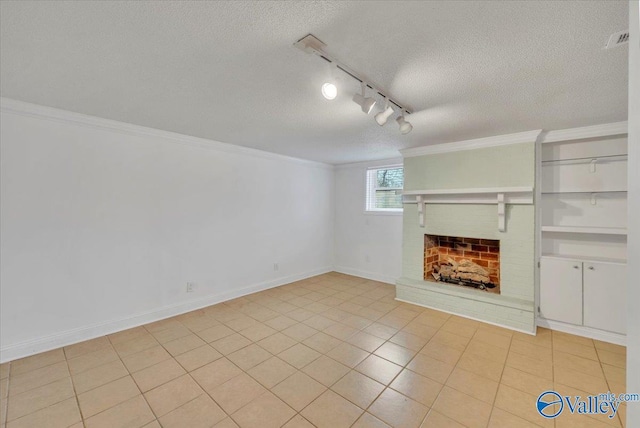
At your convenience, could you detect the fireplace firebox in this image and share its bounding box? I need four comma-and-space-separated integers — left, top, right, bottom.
424, 234, 500, 294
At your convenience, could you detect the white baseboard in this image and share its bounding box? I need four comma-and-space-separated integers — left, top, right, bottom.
536, 317, 626, 346
333, 266, 398, 285
0, 266, 332, 363
395, 297, 536, 336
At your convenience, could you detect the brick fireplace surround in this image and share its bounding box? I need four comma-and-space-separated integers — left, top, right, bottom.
424, 234, 500, 293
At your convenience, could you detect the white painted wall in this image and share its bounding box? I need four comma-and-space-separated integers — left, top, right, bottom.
333, 159, 403, 284
626, 1, 640, 425
0, 99, 334, 362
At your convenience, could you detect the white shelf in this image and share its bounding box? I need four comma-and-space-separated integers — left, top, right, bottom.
402, 186, 532, 195
402, 187, 533, 231
541, 253, 627, 265
402, 187, 533, 206
541, 226, 627, 235
541, 190, 627, 194
541, 154, 627, 165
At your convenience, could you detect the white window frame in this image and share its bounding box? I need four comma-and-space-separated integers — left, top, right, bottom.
365, 165, 404, 214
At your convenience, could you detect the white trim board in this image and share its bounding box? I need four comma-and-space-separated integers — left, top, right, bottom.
400, 130, 542, 157
334, 157, 404, 170
542, 121, 628, 143
333, 266, 398, 285
0, 97, 333, 170
537, 317, 626, 346
0, 266, 332, 363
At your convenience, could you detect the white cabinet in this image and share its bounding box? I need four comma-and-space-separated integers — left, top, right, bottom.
584, 261, 627, 334
539, 257, 583, 325
540, 256, 626, 334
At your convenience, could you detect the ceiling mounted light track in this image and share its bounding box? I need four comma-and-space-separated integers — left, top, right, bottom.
294, 33, 413, 134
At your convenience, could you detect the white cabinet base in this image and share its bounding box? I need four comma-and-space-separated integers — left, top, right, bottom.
536, 317, 626, 346
539, 257, 583, 325
583, 262, 626, 334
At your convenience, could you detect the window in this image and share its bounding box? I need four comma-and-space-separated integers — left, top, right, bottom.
366, 166, 404, 212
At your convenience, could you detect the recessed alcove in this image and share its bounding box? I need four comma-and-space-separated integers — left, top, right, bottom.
424, 234, 500, 294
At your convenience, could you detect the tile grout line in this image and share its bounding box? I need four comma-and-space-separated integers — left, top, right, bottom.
594, 344, 626, 428
484, 329, 513, 428
63, 352, 87, 428
419, 318, 480, 427
488, 331, 553, 428
347, 309, 462, 427
1, 362, 11, 427
240, 291, 416, 427
4, 358, 77, 426
187, 353, 258, 427
105, 333, 159, 427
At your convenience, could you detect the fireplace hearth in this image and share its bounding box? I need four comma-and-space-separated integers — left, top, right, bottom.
424, 234, 500, 294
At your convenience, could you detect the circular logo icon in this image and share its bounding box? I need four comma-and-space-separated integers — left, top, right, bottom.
537, 391, 564, 418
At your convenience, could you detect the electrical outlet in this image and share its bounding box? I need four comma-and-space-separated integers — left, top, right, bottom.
365, 255, 370, 263
186, 282, 195, 293
273, 263, 279, 271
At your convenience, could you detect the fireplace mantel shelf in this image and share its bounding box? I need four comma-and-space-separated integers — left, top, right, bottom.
402, 187, 534, 231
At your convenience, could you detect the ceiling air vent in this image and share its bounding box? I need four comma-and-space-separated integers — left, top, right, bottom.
605, 30, 629, 49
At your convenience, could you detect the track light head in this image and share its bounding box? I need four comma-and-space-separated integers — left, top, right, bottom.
375, 99, 394, 126
396, 115, 413, 135
353, 93, 376, 114
321, 82, 337, 100
352, 83, 376, 114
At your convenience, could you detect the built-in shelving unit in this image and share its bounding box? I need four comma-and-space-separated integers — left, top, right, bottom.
536, 122, 628, 344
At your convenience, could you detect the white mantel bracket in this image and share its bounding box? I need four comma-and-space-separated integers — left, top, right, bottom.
497, 193, 506, 232
402, 187, 534, 232
416, 195, 424, 227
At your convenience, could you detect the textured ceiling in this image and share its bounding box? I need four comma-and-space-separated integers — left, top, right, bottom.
0, 1, 629, 164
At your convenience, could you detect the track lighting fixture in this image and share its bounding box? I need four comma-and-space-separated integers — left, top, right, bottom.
375, 98, 394, 126
352, 82, 376, 114
396, 115, 413, 134
321, 62, 338, 100
321, 83, 337, 100
295, 34, 414, 135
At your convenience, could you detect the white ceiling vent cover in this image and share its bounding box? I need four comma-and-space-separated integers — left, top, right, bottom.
605, 30, 629, 49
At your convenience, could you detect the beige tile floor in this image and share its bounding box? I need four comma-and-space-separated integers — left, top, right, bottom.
0, 272, 628, 428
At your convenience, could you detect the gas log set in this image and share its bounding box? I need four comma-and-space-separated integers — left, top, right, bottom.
432, 257, 497, 291
424, 234, 500, 293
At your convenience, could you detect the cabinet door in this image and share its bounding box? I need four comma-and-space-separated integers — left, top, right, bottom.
583, 262, 627, 334
540, 257, 583, 325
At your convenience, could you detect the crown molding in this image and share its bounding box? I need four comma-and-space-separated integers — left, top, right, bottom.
400, 130, 542, 157
541, 121, 628, 143
0, 97, 334, 170
334, 157, 404, 170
